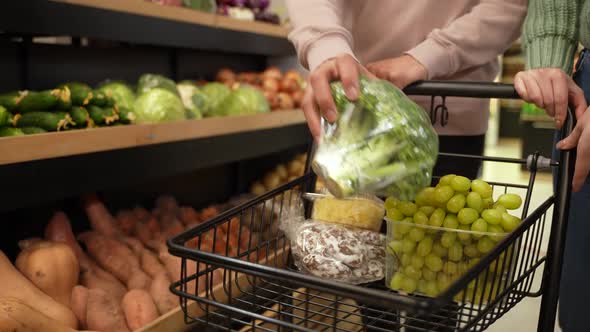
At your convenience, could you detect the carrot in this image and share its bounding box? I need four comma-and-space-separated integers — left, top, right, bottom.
70, 285, 89, 329
86, 288, 130, 332
141, 249, 168, 279
121, 289, 159, 330
149, 273, 178, 315
116, 210, 137, 236
83, 194, 120, 237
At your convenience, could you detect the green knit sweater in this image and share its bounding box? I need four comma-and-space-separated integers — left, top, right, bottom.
523, 0, 589, 75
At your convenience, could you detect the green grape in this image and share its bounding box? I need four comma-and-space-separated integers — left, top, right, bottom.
432, 242, 448, 257
435, 185, 455, 205
494, 204, 507, 213
440, 231, 457, 248
438, 174, 457, 186
392, 232, 404, 240
409, 228, 426, 242
384, 196, 400, 210
482, 197, 494, 209
386, 207, 405, 221
443, 261, 459, 275
401, 253, 412, 266
450, 175, 471, 192
464, 244, 480, 258
398, 201, 418, 217
496, 193, 523, 210
457, 224, 472, 242
471, 218, 488, 234
477, 237, 495, 254
417, 279, 429, 294
413, 211, 429, 225
458, 262, 470, 275
401, 238, 416, 254
401, 277, 418, 293
425, 280, 439, 297
458, 208, 479, 225
423, 267, 437, 281
404, 265, 422, 280
487, 224, 506, 242
466, 192, 483, 212
389, 272, 405, 290
429, 208, 446, 227
397, 217, 414, 235
425, 254, 443, 272
415, 187, 436, 206
448, 242, 464, 262
471, 179, 493, 198
446, 193, 466, 213
443, 214, 459, 229
481, 209, 502, 225
417, 236, 434, 257
437, 273, 452, 291
419, 206, 436, 217
388, 240, 403, 255
411, 254, 425, 269
501, 213, 521, 232
469, 258, 480, 268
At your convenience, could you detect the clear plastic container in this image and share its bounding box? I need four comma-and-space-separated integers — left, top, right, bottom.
303, 193, 385, 232
385, 218, 514, 303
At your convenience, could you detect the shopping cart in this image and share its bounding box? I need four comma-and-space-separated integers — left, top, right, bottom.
167, 81, 574, 332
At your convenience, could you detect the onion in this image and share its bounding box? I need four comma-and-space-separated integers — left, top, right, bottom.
237, 72, 258, 84
275, 164, 288, 180
216, 68, 236, 82
262, 67, 282, 81
263, 173, 281, 190
285, 70, 303, 84
279, 78, 299, 93
262, 77, 279, 92
250, 181, 266, 196
291, 90, 304, 108
288, 160, 304, 176
263, 90, 279, 110
277, 92, 294, 110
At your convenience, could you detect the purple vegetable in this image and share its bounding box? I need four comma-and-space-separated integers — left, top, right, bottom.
217, 4, 229, 15
254, 11, 279, 24
246, 0, 269, 11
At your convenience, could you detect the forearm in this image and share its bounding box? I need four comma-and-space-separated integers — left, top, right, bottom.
286, 0, 354, 70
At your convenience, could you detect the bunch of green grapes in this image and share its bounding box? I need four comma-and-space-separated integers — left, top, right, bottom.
384, 174, 523, 298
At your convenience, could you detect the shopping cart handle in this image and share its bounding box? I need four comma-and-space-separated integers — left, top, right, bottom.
404, 80, 520, 99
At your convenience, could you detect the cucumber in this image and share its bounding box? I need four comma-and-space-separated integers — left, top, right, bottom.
88, 106, 119, 126
20, 127, 48, 135
69, 106, 90, 127
17, 88, 70, 112
0, 127, 24, 137
15, 111, 74, 131
0, 91, 27, 112
117, 106, 136, 124
0, 106, 10, 127
55, 86, 72, 110
58, 82, 92, 106
88, 90, 115, 107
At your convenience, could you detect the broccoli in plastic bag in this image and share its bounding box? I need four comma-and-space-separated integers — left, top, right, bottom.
312, 77, 438, 200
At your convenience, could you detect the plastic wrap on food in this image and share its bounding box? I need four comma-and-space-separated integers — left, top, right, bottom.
311, 77, 438, 201
304, 193, 384, 232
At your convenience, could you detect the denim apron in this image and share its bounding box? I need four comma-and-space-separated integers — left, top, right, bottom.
557, 48, 590, 332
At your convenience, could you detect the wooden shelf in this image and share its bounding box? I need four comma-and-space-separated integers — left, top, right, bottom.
0, 111, 305, 166
1, 0, 295, 56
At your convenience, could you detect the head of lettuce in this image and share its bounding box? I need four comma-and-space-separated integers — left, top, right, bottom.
312, 77, 439, 200
134, 88, 186, 123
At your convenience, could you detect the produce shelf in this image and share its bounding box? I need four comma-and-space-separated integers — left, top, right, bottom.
0, 111, 309, 211
1, 0, 294, 56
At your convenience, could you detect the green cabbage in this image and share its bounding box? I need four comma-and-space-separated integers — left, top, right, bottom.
137, 74, 179, 96
177, 82, 202, 119
134, 88, 186, 123
214, 86, 269, 117
312, 77, 439, 200
199, 82, 231, 117
97, 81, 136, 109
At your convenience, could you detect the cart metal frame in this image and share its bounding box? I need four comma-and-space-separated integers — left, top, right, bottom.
168, 81, 574, 332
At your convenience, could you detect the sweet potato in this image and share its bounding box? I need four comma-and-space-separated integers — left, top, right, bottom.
121, 290, 159, 330
154, 195, 179, 215
199, 206, 220, 222
86, 288, 130, 332
44, 211, 86, 264
0, 297, 90, 332
78, 232, 139, 283
79, 268, 127, 303
177, 206, 199, 226
17, 237, 43, 250
127, 270, 152, 291
158, 251, 197, 293
132, 206, 151, 222
141, 250, 168, 279
70, 285, 88, 329
83, 194, 120, 237
122, 237, 145, 257
134, 222, 153, 247
116, 210, 137, 236
149, 273, 178, 315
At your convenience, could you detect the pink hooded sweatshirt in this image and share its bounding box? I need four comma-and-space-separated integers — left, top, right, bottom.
286, 0, 527, 136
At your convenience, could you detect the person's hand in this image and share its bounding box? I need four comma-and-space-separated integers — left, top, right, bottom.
302, 53, 372, 140
514, 68, 587, 128
366, 55, 428, 89
557, 106, 590, 192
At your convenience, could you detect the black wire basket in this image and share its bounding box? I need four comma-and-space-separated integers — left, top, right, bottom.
167, 81, 574, 332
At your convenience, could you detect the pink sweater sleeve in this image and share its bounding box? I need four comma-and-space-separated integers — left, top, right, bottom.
406, 0, 527, 79
286, 0, 354, 71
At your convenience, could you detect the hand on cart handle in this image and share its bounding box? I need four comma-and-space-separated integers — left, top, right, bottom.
302, 53, 374, 140
515, 68, 590, 192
